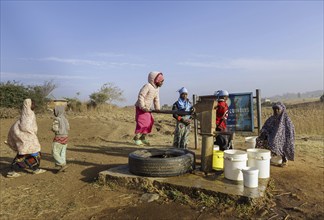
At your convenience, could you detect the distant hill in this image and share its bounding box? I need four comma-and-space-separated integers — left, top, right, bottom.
267, 90, 323, 101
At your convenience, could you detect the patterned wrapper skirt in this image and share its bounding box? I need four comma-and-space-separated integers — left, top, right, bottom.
12, 152, 41, 169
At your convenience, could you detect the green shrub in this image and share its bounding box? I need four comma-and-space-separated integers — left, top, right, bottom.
0, 80, 56, 112
0, 81, 29, 109
64, 97, 82, 112
89, 82, 125, 105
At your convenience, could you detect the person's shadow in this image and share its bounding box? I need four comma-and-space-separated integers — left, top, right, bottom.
79, 163, 125, 183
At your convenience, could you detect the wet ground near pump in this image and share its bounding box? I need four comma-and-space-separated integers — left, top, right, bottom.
99, 165, 269, 199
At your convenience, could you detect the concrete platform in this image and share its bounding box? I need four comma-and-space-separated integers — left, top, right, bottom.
99, 165, 269, 201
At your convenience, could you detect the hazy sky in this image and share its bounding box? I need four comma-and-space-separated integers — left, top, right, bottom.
1, 1, 323, 106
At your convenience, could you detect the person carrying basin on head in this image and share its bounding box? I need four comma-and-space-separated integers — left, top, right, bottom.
51, 105, 70, 173
6, 99, 46, 178
133, 71, 164, 146
214, 90, 233, 151
172, 87, 194, 149
256, 102, 295, 167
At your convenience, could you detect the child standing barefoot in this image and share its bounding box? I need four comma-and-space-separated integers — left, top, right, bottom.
52, 105, 70, 172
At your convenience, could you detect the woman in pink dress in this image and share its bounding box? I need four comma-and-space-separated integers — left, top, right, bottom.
133, 71, 164, 145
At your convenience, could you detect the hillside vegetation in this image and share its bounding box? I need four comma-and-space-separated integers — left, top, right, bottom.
268, 90, 323, 101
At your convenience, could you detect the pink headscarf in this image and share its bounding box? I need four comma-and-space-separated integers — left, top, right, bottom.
154, 73, 164, 85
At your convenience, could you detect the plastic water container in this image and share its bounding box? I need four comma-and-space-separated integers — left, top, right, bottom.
212, 148, 224, 171
245, 136, 257, 149
213, 144, 219, 151
247, 149, 271, 179
242, 167, 259, 188
224, 150, 247, 181
271, 155, 282, 165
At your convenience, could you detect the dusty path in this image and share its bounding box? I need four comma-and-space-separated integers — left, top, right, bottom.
0, 113, 323, 220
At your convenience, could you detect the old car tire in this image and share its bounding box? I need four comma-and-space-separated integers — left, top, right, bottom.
128, 148, 195, 177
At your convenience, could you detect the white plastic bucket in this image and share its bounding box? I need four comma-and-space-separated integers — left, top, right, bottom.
224, 150, 247, 181
242, 167, 259, 188
245, 136, 257, 149
213, 145, 220, 151
247, 149, 271, 179
271, 155, 282, 165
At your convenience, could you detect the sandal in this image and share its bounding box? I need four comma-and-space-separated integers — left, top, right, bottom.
280, 161, 288, 167
7, 171, 21, 178
33, 169, 47, 174
140, 139, 150, 146
57, 165, 69, 173
134, 140, 143, 146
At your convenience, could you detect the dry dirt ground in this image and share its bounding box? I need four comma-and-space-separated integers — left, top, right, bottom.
0, 108, 323, 220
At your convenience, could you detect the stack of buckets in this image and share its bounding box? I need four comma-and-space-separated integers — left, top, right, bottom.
212, 136, 271, 188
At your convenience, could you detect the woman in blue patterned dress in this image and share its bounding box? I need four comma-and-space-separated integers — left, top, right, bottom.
256, 102, 295, 167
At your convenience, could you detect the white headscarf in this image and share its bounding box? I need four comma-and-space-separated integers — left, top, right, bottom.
177, 87, 188, 95
7, 99, 41, 155
176, 87, 191, 112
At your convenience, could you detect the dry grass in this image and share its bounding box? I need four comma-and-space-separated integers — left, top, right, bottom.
1, 100, 323, 136
64, 100, 324, 137
261, 101, 324, 136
